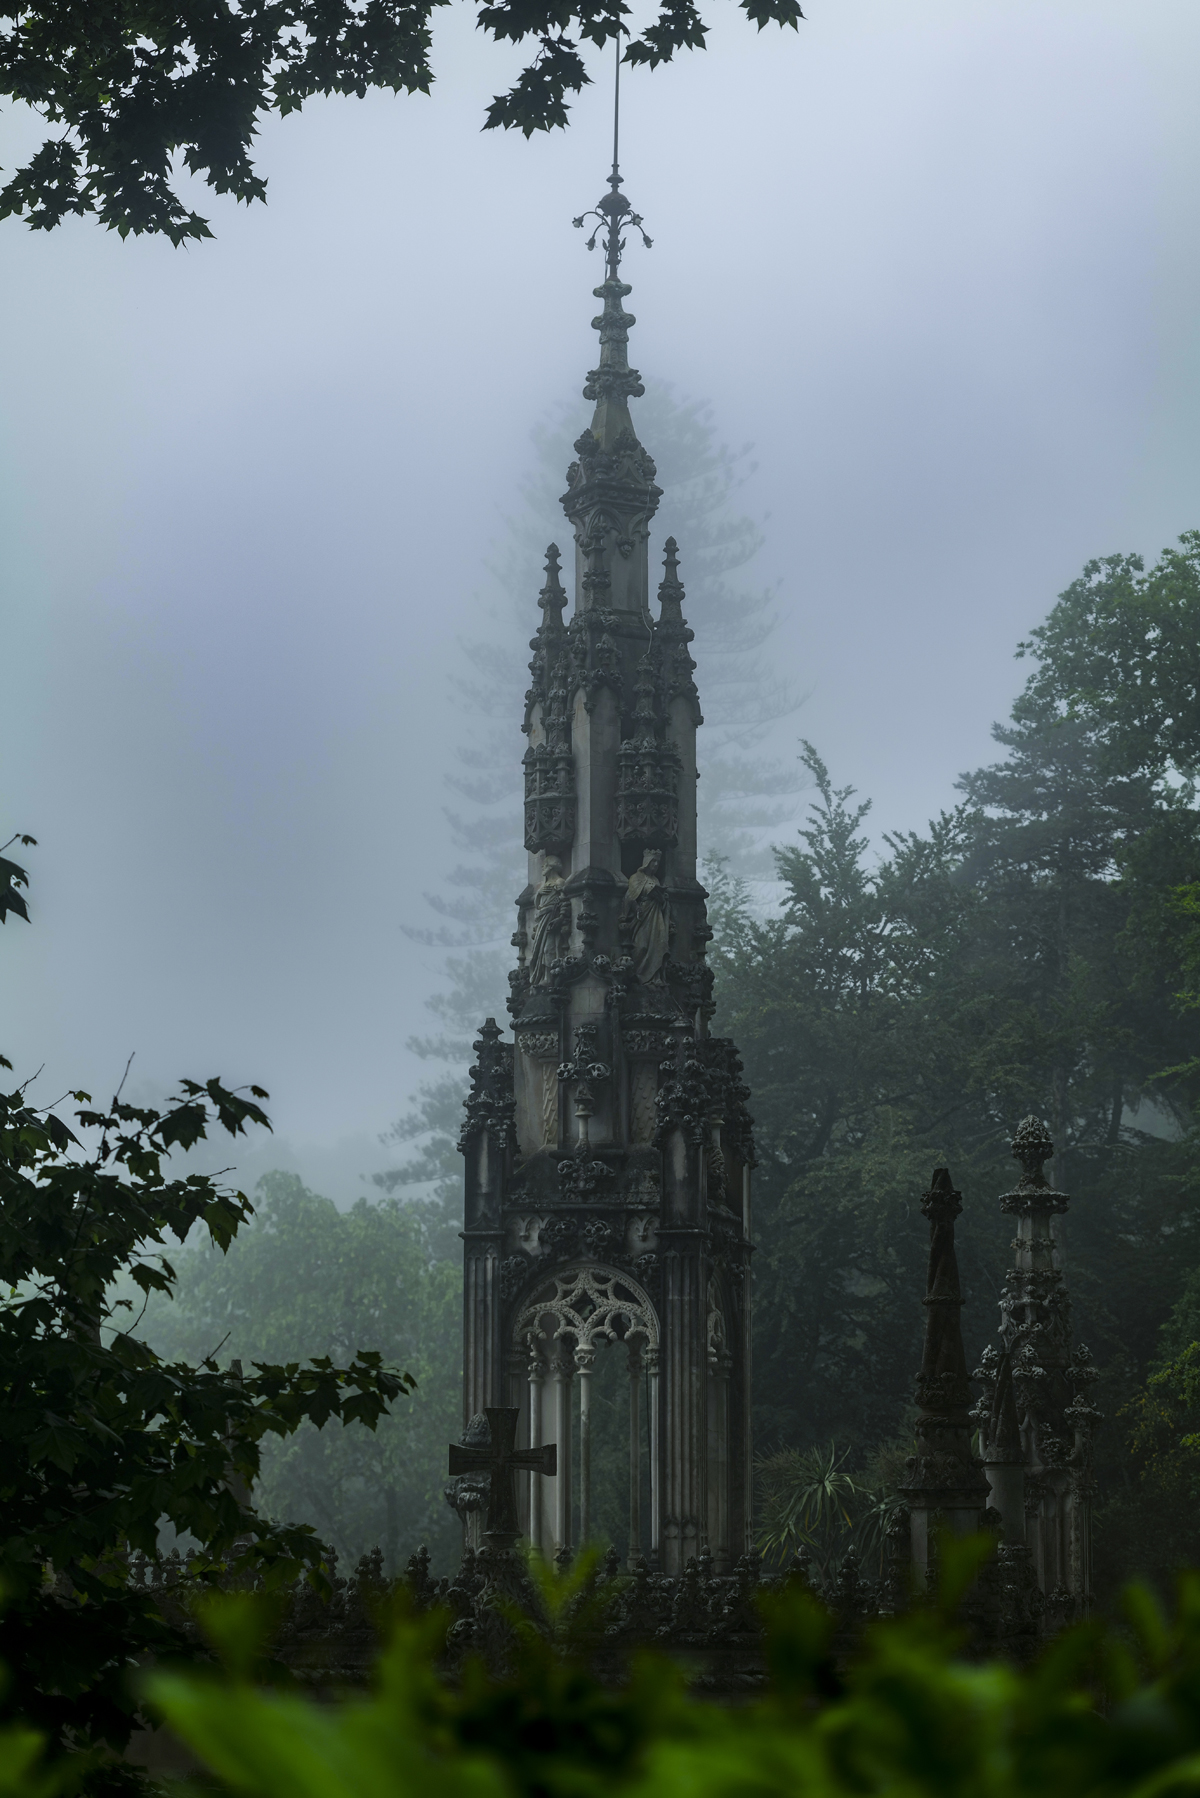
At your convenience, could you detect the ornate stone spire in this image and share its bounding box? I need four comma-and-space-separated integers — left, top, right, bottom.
572, 115, 653, 450
459, 118, 755, 1581
655, 538, 701, 727
902, 1167, 988, 1577
564, 158, 661, 618
980, 1116, 1097, 1611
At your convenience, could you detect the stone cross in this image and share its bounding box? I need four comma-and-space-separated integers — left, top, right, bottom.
447, 1406, 557, 1539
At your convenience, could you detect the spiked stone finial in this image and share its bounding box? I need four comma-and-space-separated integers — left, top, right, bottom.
573, 109, 652, 442
657, 538, 687, 625
538, 544, 567, 626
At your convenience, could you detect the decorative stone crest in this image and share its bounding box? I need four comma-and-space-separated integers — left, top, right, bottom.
539, 1214, 579, 1258
557, 1153, 616, 1201
581, 1217, 618, 1260
499, 1253, 533, 1303
654, 1042, 712, 1146
557, 1023, 611, 1140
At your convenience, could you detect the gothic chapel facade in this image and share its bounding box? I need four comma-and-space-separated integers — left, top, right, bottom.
457, 170, 755, 1575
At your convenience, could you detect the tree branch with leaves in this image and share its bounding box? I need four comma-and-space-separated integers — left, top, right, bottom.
1, 0, 803, 244
0, 1068, 414, 1774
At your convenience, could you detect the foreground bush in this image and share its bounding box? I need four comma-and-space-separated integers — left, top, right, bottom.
129, 1546, 1200, 1798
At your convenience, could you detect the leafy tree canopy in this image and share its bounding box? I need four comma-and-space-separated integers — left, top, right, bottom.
707, 536, 1200, 1601
0, 0, 803, 245
1016, 529, 1200, 783
0, 831, 36, 929
0, 1070, 412, 1768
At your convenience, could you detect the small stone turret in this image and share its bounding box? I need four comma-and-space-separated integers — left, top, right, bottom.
974, 1117, 1098, 1615
901, 1167, 989, 1577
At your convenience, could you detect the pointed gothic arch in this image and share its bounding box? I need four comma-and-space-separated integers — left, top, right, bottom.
513, 1264, 659, 1557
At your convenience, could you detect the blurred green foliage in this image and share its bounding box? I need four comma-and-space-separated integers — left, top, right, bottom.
127, 1550, 1200, 1798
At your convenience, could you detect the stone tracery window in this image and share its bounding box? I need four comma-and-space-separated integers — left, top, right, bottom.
515, 1265, 659, 1562
514, 1263, 659, 1356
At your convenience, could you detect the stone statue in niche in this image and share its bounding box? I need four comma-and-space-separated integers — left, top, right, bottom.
527, 854, 570, 985
623, 848, 670, 984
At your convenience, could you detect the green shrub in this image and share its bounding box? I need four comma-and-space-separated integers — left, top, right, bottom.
125, 1546, 1200, 1798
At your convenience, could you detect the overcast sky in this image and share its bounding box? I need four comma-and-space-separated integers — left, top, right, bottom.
4, 0, 1200, 1196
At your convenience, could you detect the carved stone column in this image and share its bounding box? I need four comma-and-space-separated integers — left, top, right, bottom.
976, 1345, 1026, 1545
657, 1038, 712, 1574
576, 1344, 595, 1544
527, 1348, 546, 1556
461, 1021, 513, 1426
552, 1348, 574, 1553
646, 1344, 661, 1565
628, 1340, 643, 1562
659, 1229, 708, 1573
708, 1347, 732, 1570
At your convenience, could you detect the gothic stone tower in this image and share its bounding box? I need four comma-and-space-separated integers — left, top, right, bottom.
458, 170, 755, 1574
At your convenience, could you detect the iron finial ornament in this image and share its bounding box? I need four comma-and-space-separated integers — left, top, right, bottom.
572, 33, 652, 279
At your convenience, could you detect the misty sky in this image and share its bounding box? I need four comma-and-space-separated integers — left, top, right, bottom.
4, 0, 1200, 1196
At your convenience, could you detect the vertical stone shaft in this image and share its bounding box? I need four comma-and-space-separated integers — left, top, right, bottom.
553, 1352, 573, 1552
982, 1348, 1026, 1545
659, 1093, 708, 1573
528, 1356, 545, 1554
571, 682, 623, 879
461, 1022, 512, 1423
647, 1346, 661, 1561
577, 1346, 594, 1542
628, 1343, 642, 1559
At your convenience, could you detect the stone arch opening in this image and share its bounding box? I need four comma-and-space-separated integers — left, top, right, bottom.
513, 1264, 659, 1560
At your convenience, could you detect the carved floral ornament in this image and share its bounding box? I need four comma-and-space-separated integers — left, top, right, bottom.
514, 1264, 659, 1362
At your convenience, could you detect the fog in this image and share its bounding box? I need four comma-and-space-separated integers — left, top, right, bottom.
4, 0, 1200, 1192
